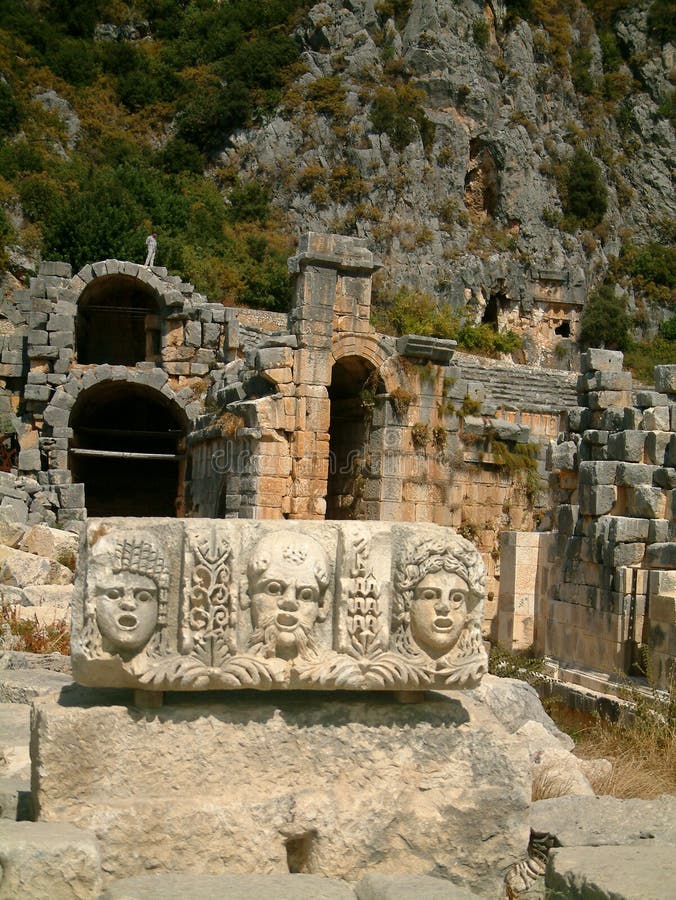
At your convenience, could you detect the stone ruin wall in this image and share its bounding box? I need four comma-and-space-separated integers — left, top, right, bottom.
0, 233, 672, 688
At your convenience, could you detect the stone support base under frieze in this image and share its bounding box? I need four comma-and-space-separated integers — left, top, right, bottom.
71, 518, 489, 692
31, 687, 530, 894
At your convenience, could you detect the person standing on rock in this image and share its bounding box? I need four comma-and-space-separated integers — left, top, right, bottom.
144, 231, 157, 267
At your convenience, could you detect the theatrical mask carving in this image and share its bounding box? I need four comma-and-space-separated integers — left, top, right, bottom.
86, 536, 169, 658
243, 532, 331, 660
393, 534, 487, 679
72, 519, 489, 692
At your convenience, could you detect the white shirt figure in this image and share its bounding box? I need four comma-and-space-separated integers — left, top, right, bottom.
144, 232, 157, 267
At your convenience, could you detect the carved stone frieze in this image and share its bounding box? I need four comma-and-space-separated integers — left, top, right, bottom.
72, 519, 489, 691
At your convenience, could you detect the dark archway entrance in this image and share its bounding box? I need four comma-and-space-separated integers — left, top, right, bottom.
76, 274, 161, 365
326, 356, 383, 520
69, 383, 186, 517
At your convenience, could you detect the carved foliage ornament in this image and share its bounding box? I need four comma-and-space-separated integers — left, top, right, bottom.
73, 520, 488, 691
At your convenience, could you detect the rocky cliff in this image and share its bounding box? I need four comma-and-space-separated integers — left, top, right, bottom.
226, 0, 674, 358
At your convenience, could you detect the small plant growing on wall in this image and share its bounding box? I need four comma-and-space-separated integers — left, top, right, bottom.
390, 386, 414, 418
461, 395, 482, 417
411, 423, 430, 451
432, 425, 447, 453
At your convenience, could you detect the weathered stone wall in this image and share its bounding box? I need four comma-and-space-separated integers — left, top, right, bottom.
540, 354, 675, 688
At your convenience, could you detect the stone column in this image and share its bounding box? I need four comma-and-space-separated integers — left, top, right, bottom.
287, 234, 378, 518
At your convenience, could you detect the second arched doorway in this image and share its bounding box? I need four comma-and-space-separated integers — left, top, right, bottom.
326, 355, 384, 520
69, 382, 187, 517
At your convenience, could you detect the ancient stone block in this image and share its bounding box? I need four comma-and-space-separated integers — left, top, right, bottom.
580, 348, 624, 374
654, 364, 676, 394
645, 542, 676, 569
578, 461, 617, 485
635, 390, 669, 408
550, 440, 577, 471
625, 485, 666, 519
606, 430, 645, 463
0, 821, 102, 899
71, 519, 489, 692
18, 449, 41, 471
646, 431, 672, 465
579, 484, 616, 516
615, 462, 656, 486
32, 687, 529, 894
641, 406, 670, 431
606, 516, 649, 543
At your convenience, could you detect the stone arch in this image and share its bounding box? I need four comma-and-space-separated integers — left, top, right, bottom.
43, 367, 200, 516
67, 260, 186, 366
331, 333, 398, 392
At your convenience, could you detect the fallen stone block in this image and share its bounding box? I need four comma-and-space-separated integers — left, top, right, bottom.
546, 843, 676, 900
0, 519, 27, 550
355, 873, 480, 899
460, 675, 573, 749
19, 524, 78, 568
531, 794, 676, 846
102, 874, 355, 900
0, 820, 102, 899
516, 720, 594, 798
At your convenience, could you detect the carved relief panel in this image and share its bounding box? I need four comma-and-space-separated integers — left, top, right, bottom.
72, 519, 488, 691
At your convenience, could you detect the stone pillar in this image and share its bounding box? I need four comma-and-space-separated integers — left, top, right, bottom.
287, 234, 378, 518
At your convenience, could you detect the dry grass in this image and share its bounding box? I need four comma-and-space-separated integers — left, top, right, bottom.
531, 767, 577, 802
573, 713, 676, 799
0, 603, 70, 656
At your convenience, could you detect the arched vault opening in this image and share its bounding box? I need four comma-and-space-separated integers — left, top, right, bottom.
69, 382, 186, 517
76, 274, 161, 365
326, 355, 384, 521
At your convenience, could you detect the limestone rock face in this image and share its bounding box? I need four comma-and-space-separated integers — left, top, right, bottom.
32, 687, 531, 895
71, 518, 489, 693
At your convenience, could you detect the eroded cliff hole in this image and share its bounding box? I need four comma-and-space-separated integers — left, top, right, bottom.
285, 831, 316, 873
464, 140, 499, 219
69, 382, 186, 516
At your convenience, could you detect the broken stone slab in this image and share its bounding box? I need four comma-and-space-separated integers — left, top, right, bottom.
32, 686, 530, 894
20, 584, 73, 610
0, 702, 30, 776
355, 873, 481, 899
0, 821, 102, 899
71, 519, 489, 693
0, 649, 72, 674
0, 774, 31, 820
545, 843, 676, 900
102, 874, 355, 899
0, 667, 72, 703
530, 795, 676, 846
460, 674, 573, 749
